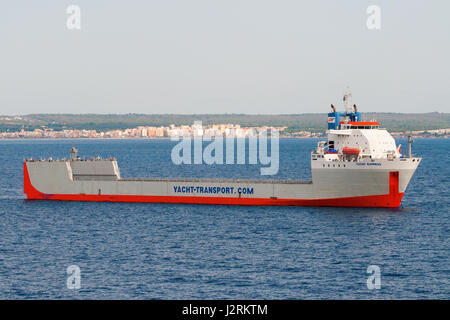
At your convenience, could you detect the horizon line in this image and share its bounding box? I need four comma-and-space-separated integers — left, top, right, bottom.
2, 111, 448, 117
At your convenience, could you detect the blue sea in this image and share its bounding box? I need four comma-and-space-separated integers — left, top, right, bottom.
0, 138, 448, 299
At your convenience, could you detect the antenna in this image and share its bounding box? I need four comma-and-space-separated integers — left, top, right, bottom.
407, 136, 414, 158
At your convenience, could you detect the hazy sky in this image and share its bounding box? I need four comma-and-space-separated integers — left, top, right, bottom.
1, 1, 449, 115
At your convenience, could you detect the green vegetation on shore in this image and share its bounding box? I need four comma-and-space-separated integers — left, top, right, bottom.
1, 112, 450, 133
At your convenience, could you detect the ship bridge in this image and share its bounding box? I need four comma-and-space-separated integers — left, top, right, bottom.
317, 89, 401, 160
327, 128, 399, 160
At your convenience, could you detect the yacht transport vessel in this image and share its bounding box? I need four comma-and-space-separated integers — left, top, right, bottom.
23, 92, 421, 207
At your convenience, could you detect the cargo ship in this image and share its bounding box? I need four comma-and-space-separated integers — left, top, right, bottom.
23, 92, 421, 207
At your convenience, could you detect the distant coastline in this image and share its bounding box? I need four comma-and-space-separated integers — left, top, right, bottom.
1, 113, 450, 139
1, 134, 448, 140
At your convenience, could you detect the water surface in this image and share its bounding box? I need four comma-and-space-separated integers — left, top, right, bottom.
0, 138, 448, 299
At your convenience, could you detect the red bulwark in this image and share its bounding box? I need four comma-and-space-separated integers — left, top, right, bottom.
348, 121, 380, 126
24, 163, 404, 208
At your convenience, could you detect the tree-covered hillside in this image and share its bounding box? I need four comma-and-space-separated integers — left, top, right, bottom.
1, 112, 449, 132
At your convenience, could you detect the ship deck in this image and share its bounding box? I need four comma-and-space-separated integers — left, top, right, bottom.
118, 177, 312, 184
